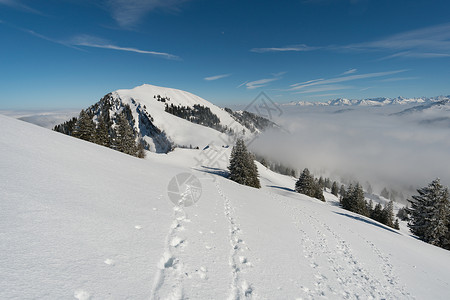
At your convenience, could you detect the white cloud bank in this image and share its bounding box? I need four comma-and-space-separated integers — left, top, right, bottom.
251, 105, 450, 196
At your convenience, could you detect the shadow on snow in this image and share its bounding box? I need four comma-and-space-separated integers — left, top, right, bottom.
334, 212, 400, 235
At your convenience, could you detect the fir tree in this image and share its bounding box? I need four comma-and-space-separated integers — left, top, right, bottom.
114, 112, 137, 156
73, 109, 95, 142
95, 115, 110, 147
295, 168, 315, 197
318, 176, 324, 190
341, 183, 368, 216
228, 139, 260, 188
367, 199, 374, 215
371, 203, 384, 223
382, 200, 395, 228
260, 158, 268, 168
339, 184, 346, 201
408, 178, 450, 247
313, 179, 326, 202
331, 181, 339, 196
136, 138, 146, 158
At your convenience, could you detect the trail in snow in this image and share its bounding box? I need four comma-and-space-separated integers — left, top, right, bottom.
268, 190, 414, 299
151, 195, 189, 300
215, 179, 255, 299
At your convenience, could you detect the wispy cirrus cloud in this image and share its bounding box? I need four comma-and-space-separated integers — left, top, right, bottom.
252, 23, 450, 59
245, 78, 280, 90
292, 84, 351, 94
250, 44, 319, 53
288, 69, 407, 92
0, 22, 180, 60
342, 68, 357, 75
204, 73, 231, 81
67, 34, 180, 60
239, 72, 285, 90
0, 0, 42, 14
106, 0, 190, 28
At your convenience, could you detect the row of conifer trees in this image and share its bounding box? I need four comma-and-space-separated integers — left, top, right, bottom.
54, 106, 145, 158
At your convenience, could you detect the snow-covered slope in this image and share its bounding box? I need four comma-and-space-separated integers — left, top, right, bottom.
1, 114, 450, 299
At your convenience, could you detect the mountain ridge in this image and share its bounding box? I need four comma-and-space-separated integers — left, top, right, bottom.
284, 95, 450, 107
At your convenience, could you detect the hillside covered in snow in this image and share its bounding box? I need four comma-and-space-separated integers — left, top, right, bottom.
53, 84, 278, 154
1, 114, 450, 299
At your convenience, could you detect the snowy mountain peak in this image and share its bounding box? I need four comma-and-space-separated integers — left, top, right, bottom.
54, 84, 279, 153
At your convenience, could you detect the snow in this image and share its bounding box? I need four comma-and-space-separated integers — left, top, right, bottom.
1, 114, 450, 299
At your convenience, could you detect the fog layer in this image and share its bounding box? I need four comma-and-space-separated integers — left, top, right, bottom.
251, 105, 450, 195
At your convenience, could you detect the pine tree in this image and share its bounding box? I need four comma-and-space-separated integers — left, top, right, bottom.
318, 176, 324, 190
339, 184, 346, 202
408, 178, 450, 247
228, 139, 260, 188
73, 109, 95, 142
114, 112, 137, 156
371, 203, 383, 223
313, 179, 325, 202
341, 184, 353, 210
341, 183, 368, 216
382, 200, 395, 228
381, 187, 390, 199
260, 158, 268, 168
136, 138, 146, 158
367, 199, 374, 215
331, 181, 339, 196
295, 168, 315, 197
95, 115, 110, 147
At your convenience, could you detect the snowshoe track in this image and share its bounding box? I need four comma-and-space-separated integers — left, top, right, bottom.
269, 191, 414, 299
215, 180, 255, 300
151, 199, 189, 300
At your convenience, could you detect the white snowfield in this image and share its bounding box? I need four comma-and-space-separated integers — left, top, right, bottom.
1, 114, 450, 300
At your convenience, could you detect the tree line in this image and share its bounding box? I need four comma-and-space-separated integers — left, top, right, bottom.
54, 105, 145, 158
165, 103, 229, 133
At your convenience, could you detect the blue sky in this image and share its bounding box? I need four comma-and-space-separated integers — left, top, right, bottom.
1, 0, 450, 109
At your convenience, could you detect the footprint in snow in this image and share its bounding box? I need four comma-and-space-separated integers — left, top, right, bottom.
197, 266, 208, 279
170, 237, 184, 247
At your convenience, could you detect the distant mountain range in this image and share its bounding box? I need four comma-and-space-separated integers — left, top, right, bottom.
283, 96, 450, 107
